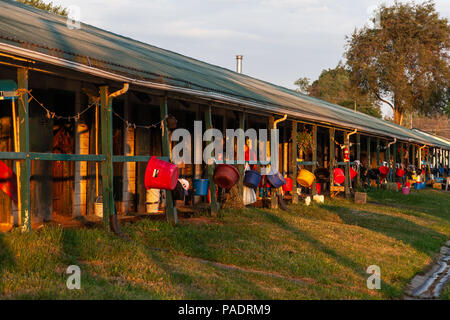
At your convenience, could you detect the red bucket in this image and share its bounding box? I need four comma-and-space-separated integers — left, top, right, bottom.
333, 168, 345, 185
214, 164, 240, 189
0, 160, 17, 203
350, 167, 357, 180
316, 183, 321, 195
396, 168, 405, 177
379, 166, 390, 178
282, 177, 293, 192
145, 156, 179, 190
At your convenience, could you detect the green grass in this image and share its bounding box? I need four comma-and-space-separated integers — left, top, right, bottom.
0, 189, 449, 299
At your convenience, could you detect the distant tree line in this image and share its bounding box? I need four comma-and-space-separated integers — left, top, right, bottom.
296, 0, 449, 124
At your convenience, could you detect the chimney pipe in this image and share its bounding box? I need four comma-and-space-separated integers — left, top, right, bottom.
236, 55, 243, 73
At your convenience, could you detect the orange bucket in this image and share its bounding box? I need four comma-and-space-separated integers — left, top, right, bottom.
144, 156, 179, 190
297, 169, 315, 187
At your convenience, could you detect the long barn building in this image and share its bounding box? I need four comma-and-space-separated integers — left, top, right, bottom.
0, 0, 449, 231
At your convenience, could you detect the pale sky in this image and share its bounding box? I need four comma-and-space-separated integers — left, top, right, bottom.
51, 0, 450, 116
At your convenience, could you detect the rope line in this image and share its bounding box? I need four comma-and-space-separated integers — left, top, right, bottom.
16, 89, 166, 130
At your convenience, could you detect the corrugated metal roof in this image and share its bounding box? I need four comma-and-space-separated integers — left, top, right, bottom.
0, 0, 449, 149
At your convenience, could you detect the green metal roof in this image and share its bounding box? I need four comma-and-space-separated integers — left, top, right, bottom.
0, 0, 449, 149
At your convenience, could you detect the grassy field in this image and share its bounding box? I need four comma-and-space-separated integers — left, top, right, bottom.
0, 189, 449, 300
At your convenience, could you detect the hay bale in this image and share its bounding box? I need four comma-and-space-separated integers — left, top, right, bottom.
221, 185, 244, 210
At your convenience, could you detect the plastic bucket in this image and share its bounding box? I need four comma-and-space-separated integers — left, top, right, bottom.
333, 168, 345, 185
0, 160, 17, 203
267, 172, 286, 188
314, 168, 330, 182
350, 167, 357, 180
316, 183, 321, 194
379, 166, 390, 178
193, 179, 209, 196
297, 169, 315, 187
401, 187, 410, 195
282, 177, 293, 192
146, 189, 160, 213
214, 164, 239, 189
244, 170, 262, 188
145, 156, 179, 190
396, 168, 405, 177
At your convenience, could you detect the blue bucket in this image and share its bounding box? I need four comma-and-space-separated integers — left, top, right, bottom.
414, 183, 421, 190
266, 172, 286, 188
193, 179, 209, 196
244, 170, 262, 188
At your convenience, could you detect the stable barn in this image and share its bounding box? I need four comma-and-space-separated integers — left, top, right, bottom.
0, 0, 449, 232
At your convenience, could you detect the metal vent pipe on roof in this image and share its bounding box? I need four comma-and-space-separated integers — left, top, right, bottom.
236, 55, 243, 73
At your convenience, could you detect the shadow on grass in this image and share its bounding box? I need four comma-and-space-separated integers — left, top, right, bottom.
320, 204, 446, 255
0, 233, 14, 276
254, 209, 401, 297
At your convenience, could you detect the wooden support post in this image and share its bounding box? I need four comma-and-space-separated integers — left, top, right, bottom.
393, 142, 397, 181
291, 121, 298, 204
268, 116, 278, 209
159, 96, 178, 223
329, 128, 335, 190
386, 141, 391, 181
100, 86, 114, 228
237, 112, 245, 197
376, 138, 380, 167
17, 68, 31, 231
205, 105, 219, 215
356, 133, 361, 187
312, 125, 317, 195
412, 145, 416, 167
344, 131, 351, 198
366, 136, 371, 169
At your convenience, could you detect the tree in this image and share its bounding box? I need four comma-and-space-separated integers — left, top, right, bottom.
308, 63, 382, 118
294, 77, 310, 94
17, 0, 68, 16
345, 0, 450, 125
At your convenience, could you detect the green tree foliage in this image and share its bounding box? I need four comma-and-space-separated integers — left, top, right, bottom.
345, 0, 450, 125
308, 63, 382, 118
294, 77, 310, 94
17, 0, 68, 16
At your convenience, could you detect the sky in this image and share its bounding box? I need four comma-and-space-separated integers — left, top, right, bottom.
52, 0, 450, 116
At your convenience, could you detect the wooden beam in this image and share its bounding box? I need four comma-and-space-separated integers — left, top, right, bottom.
159, 96, 178, 224
329, 128, 335, 189
312, 125, 317, 195
268, 116, 278, 209
376, 138, 380, 167
356, 133, 361, 187
344, 131, 351, 197
17, 68, 31, 231
291, 121, 298, 204
238, 112, 245, 197
100, 86, 114, 228
205, 105, 220, 215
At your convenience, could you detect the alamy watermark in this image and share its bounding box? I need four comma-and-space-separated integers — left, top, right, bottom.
366, 265, 381, 290
66, 5, 81, 30
66, 265, 81, 290
171, 121, 279, 174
